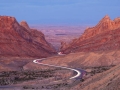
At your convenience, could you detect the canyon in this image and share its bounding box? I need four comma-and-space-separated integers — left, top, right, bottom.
31, 25, 85, 51
0, 15, 120, 90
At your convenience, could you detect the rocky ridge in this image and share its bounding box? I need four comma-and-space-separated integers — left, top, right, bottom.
0, 16, 56, 58
60, 15, 120, 53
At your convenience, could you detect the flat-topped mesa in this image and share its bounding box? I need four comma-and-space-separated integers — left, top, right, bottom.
0, 15, 56, 57
60, 15, 120, 54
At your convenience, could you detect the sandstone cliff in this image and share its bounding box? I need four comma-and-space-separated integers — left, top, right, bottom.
60, 15, 120, 53
0, 16, 56, 58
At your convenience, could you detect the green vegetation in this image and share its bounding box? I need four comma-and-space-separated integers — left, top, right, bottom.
22, 83, 68, 89
0, 69, 55, 86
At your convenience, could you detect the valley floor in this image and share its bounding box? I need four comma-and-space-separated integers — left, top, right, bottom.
0, 56, 118, 90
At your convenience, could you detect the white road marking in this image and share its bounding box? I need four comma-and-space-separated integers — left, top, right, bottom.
33, 59, 81, 79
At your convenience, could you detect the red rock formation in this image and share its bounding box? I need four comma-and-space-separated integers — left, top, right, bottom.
0, 16, 56, 58
60, 15, 120, 53
20, 21, 30, 30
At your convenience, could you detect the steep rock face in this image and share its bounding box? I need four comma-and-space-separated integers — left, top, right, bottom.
60, 15, 120, 53
20, 21, 55, 52
0, 16, 56, 57
79, 15, 120, 41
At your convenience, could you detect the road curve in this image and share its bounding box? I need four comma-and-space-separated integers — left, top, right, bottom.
33, 59, 82, 79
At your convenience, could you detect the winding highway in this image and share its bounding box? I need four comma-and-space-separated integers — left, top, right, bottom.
0, 56, 84, 89
33, 58, 85, 80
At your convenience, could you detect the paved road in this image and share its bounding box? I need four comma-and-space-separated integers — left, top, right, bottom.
33, 58, 84, 79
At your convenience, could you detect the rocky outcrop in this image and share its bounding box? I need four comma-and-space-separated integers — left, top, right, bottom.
70, 63, 120, 90
20, 21, 30, 30
0, 16, 56, 58
60, 15, 120, 53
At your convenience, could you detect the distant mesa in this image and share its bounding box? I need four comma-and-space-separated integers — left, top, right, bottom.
60, 15, 120, 54
0, 16, 56, 58
55, 34, 67, 35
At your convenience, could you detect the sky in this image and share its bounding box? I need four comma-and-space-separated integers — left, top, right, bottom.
0, 0, 120, 25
